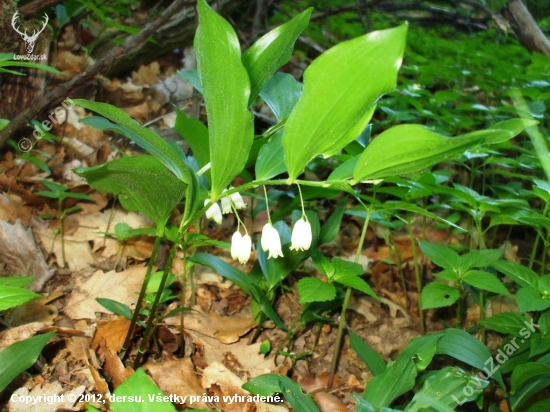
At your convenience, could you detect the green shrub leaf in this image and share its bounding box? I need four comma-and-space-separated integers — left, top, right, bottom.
462, 270, 511, 296
195, 0, 254, 200
0, 286, 42, 311
297, 277, 336, 303
350, 331, 386, 376
421, 282, 460, 309
283, 24, 408, 182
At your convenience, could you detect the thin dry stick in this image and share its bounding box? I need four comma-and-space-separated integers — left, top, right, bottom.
0, 0, 189, 149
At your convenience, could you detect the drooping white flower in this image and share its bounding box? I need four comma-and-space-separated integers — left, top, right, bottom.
231, 231, 242, 260
204, 200, 222, 225
230, 191, 247, 210
238, 234, 252, 264
231, 231, 252, 264
261, 223, 283, 259
220, 190, 232, 214
290, 218, 312, 251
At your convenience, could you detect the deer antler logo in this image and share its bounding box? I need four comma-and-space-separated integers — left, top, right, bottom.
11, 11, 49, 54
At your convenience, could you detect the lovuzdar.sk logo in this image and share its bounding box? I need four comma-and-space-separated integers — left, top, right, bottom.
11, 11, 49, 54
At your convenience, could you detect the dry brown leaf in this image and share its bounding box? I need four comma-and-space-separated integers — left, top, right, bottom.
35, 228, 95, 271
91, 317, 131, 355
202, 362, 253, 412
313, 392, 348, 412
145, 357, 207, 409
104, 345, 133, 388
9, 382, 85, 412
166, 306, 255, 344
187, 330, 276, 378
0, 219, 52, 291
64, 265, 147, 319
0, 193, 32, 224
0, 322, 47, 351
132, 62, 160, 86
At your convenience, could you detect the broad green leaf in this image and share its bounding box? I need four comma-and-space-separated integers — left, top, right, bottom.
526, 399, 550, 412
516, 286, 550, 313
362, 353, 417, 407
436, 328, 505, 389
511, 363, 550, 394
0, 331, 55, 392
407, 367, 488, 411
479, 312, 533, 337
297, 277, 336, 303
328, 155, 359, 181
462, 270, 511, 296
421, 282, 460, 309
418, 240, 460, 272
0, 276, 34, 288
332, 257, 363, 278
283, 24, 408, 182
74, 102, 190, 183
491, 260, 539, 288
530, 334, 550, 357
195, 0, 254, 200
334, 273, 379, 300
355, 395, 399, 412
539, 275, 550, 294
257, 241, 308, 289
242, 9, 312, 102
354, 119, 538, 182
459, 249, 502, 272
319, 199, 347, 245
243, 374, 318, 412
540, 311, 550, 335
260, 72, 302, 121
174, 108, 210, 170
0, 286, 42, 311
75, 156, 186, 232
95, 298, 133, 319
112, 368, 177, 412
255, 130, 286, 180
350, 331, 386, 376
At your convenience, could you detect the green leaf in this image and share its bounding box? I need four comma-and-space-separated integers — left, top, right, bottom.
479, 312, 533, 337
539, 275, 550, 294
195, 0, 254, 200
260, 72, 302, 121
407, 367, 488, 411
462, 270, 511, 296
530, 333, 550, 357
350, 331, 386, 376
459, 249, 503, 272
319, 199, 347, 245
540, 311, 550, 335
111, 368, 177, 412
283, 24, 408, 182
75, 155, 186, 231
511, 363, 550, 394
0, 286, 42, 311
421, 282, 460, 309
0, 331, 55, 392
242, 374, 319, 412
354, 394, 399, 412
334, 273, 378, 300
516, 286, 550, 313
255, 130, 287, 180
174, 108, 210, 170
526, 399, 550, 412
177, 69, 202, 93
491, 260, 539, 288
95, 298, 133, 319
418, 240, 460, 272
74, 102, 190, 183
436, 328, 505, 390
242, 8, 312, 103
297, 277, 336, 303
354, 119, 538, 182
0, 276, 34, 288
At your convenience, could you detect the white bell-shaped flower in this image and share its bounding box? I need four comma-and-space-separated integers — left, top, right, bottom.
261, 223, 283, 259
290, 218, 312, 251
230, 191, 247, 209
204, 200, 222, 225
231, 231, 252, 264
221, 190, 232, 214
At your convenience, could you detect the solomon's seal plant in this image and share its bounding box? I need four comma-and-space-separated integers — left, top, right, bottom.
71, 0, 537, 409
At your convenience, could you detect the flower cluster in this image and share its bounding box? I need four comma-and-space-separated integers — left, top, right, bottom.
204, 187, 312, 264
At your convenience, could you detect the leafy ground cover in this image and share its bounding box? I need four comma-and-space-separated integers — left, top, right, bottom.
1, 1, 550, 411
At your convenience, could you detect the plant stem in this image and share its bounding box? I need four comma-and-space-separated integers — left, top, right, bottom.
328, 203, 371, 390
59, 201, 66, 268
121, 235, 162, 354
407, 214, 425, 336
